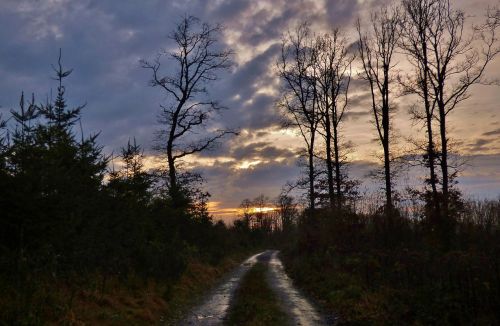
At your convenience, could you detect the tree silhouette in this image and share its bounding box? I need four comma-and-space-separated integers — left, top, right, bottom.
278, 23, 321, 211
141, 16, 236, 207
357, 6, 401, 214
399, 0, 441, 216
313, 29, 355, 210
419, 1, 498, 219
275, 192, 298, 232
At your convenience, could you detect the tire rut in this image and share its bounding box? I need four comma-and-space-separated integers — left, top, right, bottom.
178, 250, 328, 325
178, 252, 265, 325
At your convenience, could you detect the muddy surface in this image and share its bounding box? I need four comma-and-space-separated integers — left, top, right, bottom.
179, 252, 265, 325
179, 250, 328, 325
266, 250, 327, 325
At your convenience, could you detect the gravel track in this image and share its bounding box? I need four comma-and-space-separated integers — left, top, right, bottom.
179, 250, 328, 325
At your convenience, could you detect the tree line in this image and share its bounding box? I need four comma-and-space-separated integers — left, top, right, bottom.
276, 0, 499, 240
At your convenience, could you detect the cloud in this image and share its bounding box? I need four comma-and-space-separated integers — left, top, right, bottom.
199, 158, 300, 207
466, 137, 499, 154
1, 0, 499, 222
458, 154, 500, 199
231, 142, 297, 160
482, 128, 500, 137
325, 0, 360, 26
344, 109, 370, 121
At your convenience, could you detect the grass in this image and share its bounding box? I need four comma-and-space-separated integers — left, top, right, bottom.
280, 206, 500, 325
225, 262, 288, 326
0, 252, 252, 325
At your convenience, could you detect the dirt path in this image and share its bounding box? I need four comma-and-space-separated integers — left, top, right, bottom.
266, 250, 326, 325
179, 252, 264, 325
179, 250, 327, 325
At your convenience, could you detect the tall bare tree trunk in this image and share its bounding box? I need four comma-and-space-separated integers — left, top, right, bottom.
332, 118, 342, 209
324, 109, 335, 209
278, 23, 320, 213
422, 51, 439, 213
418, 13, 439, 211
383, 66, 393, 212
438, 94, 449, 217
308, 133, 316, 211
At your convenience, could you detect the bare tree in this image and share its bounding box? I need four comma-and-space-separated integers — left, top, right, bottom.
399, 0, 441, 214
239, 198, 253, 228
357, 6, 402, 213
141, 16, 236, 206
275, 192, 298, 232
420, 1, 499, 217
253, 194, 270, 230
313, 29, 355, 210
278, 23, 321, 211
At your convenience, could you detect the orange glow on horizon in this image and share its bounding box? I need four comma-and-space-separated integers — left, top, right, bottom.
208, 201, 278, 223
248, 207, 276, 214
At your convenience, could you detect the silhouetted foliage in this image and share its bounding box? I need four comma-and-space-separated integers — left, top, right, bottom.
282, 197, 500, 324
0, 51, 252, 324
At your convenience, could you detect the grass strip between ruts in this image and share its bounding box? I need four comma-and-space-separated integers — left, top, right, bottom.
225, 261, 288, 326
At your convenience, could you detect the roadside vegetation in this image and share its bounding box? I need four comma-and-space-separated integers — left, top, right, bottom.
280, 199, 500, 324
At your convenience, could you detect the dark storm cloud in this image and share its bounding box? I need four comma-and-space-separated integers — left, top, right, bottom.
225, 43, 280, 98
208, 0, 325, 47
242, 94, 282, 129
237, 8, 296, 47
325, 0, 360, 26
234, 160, 298, 187
345, 40, 360, 55
0, 0, 192, 152
192, 158, 300, 208
209, 0, 252, 19
343, 91, 372, 121
0, 0, 331, 156
458, 154, 500, 199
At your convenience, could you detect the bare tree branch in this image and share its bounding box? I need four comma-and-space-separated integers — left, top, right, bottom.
141, 16, 236, 206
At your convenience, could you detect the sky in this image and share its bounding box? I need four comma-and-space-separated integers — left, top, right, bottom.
1, 0, 499, 222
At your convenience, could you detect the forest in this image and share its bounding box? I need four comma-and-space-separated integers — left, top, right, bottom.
1, 0, 499, 325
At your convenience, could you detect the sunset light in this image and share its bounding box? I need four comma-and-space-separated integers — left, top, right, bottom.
1, 0, 499, 323
249, 206, 277, 214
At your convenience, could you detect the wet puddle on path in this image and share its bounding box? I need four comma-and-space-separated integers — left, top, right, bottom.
179, 250, 328, 325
